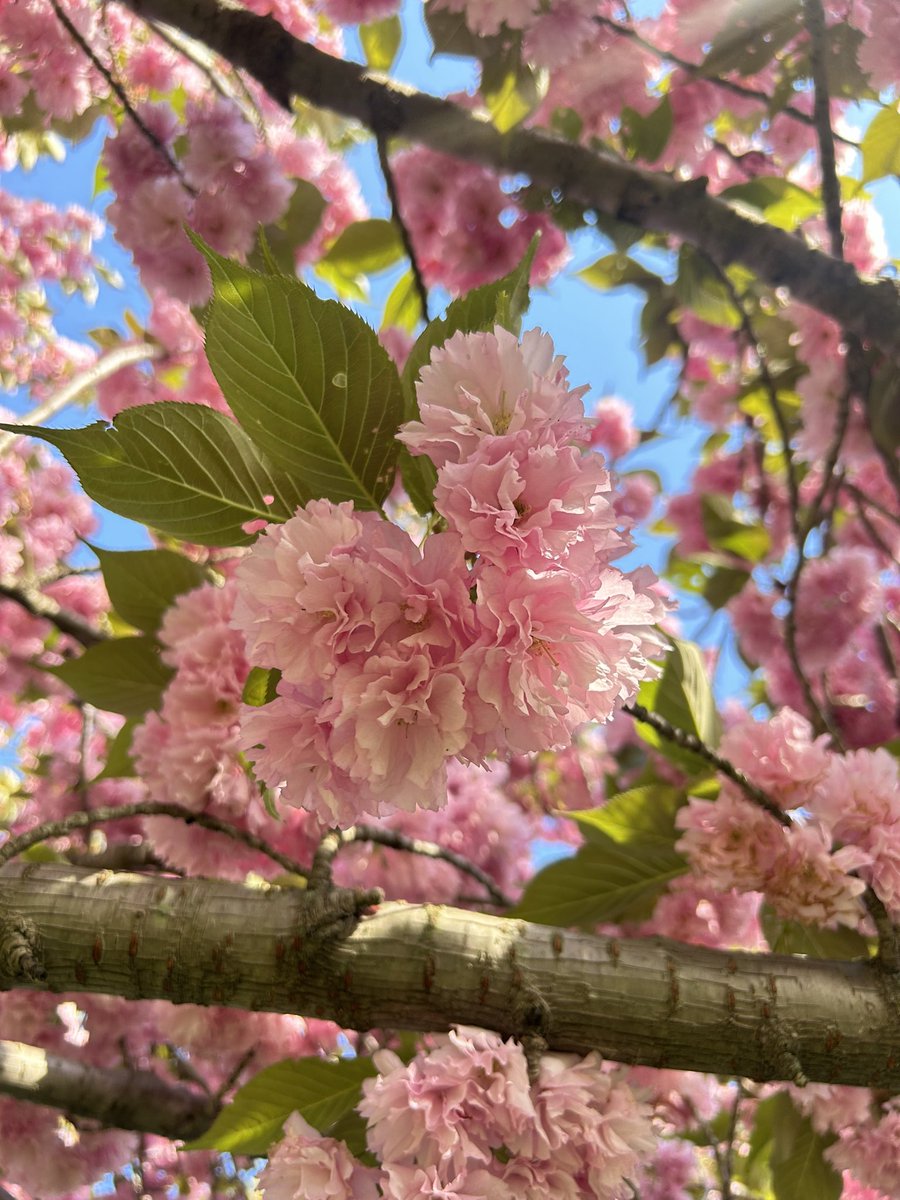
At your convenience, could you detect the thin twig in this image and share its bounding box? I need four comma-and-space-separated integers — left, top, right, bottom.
310, 823, 512, 907
852, 497, 897, 562
48, 0, 194, 191
842, 481, 900, 530
0, 343, 164, 455
376, 133, 430, 324
864, 887, 900, 973
721, 1085, 743, 1200
706, 259, 802, 545
214, 1047, 256, 1101
593, 14, 857, 148
622, 701, 792, 827
0, 801, 311, 877
0, 582, 106, 649
146, 18, 264, 133
77, 704, 95, 826
802, 0, 844, 260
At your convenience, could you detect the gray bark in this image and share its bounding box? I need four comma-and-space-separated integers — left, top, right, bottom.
0, 1039, 217, 1139
118, 0, 900, 359
2, 865, 900, 1091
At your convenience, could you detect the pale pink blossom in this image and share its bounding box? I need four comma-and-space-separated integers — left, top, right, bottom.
360, 1028, 535, 1174
399, 327, 588, 469
828, 1107, 900, 1197
589, 397, 639, 460
718, 708, 832, 809
433, 430, 623, 570
261, 1112, 380, 1200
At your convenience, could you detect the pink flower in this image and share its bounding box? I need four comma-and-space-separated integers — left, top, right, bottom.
718, 708, 832, 809
827, 1106, 900, 1197
433, 429, 623, 570
794, 548, 883, 676
260, 1112, 381, 1200
464, 563, 665, 755
360, 1028, 535, 1175
327, 651, 469, 810
676, 786, 789, 892
399, 327, 588, 469
589, 396, 639, 460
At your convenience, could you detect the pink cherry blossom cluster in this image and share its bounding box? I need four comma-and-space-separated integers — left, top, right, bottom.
0, 191, 101, 395
104, 94, 365, 305
132, 578, 319, 880
391, 147, 568, 294
676, 708, 900, 928
261, 1026, 655, 1200
0, 0, 108, 124
728, 548, 898, 749
234, 326, 665, 825
827, 1102, 900, 1198
0, 430, 99, 728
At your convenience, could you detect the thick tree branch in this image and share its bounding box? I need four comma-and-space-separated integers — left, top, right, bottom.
116, 0, 900, 359
2, 864, 900, 1090
0, 1038, 217, 1140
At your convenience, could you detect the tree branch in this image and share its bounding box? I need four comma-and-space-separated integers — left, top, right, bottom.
592, 14, 857, 149
115, 0, 900, 359
0, 582, 107, 649
0, 342, 164, 456
622, 701, 791, 826
0, 800, 311, 878
0, 1038, 218, 1140
2, 864, 900, 1090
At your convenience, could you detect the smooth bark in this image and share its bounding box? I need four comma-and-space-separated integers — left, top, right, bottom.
2, 865, 900, 1090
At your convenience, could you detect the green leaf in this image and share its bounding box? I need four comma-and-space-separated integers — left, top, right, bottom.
401, 238, 536, 416
425, 5, 504, 60
760, 907, 870, 959
382, 270, 422, 333
620, 96, 673, 162
481, 53, 547, 133
636, 637, 721, 770
93, 718, 137, 781
770, 1093, 841, 1200
198, 241, 403, 509
699, 0, 801, 78
508, 824, 687, 928
185, 1057, 377, 1155
1, 405, 308, 548
739, 1094, 776, 1195
360, 15, 402, 71
247, 180, 327, 276
48, 637, 173, 718
568, 785, 685, 849
578, 253, 662, 292
701, 494, 771, 562
94, 547, 208, 635
722, 178, 820, 231
317, 219, 405, 295
675, 246, 742, 329
861, 106, 900, 183
398, 445, 437, 516
702, 564, 751, 610
242, 666, 281, 707
592, 212, 642, 253
92, 158, 109, 200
